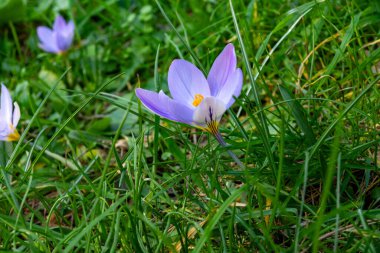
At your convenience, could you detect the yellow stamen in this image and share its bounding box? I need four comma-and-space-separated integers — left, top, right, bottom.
6, 125, 20, 142
192, 94, 204, 107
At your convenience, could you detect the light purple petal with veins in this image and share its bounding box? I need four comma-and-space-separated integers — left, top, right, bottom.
136, 88, 173, 120
168, 99, 195, 125
216, 68, 243, 109
207, 43, 237, 96
168, 59, 210, 107
136, 88, 194, 125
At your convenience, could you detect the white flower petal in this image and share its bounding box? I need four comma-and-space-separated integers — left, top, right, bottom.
193, 97, 226, 130
1, 84, 13, 125
13, 102, 20, 127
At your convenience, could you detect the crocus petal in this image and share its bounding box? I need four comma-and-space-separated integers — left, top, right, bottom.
216, 68, 243, 109
67, 20, 75, 32
56, 20, 75, 51
13, 102, 20, 127
135, 44, 243, 132
66, 20, 75, 41
1, 84, 13, 125
136, 88, 194, 124
168, 59, 210, 107
38, 16, 74, 54
56, 31, 73, 51
37, 26, 60, 53
168, 100, 195, 125
207, 44, 237, 96
193, 97, 226, 128
136, 88, 173, 119
53, 15, 67, 31
0, 115, 8, 138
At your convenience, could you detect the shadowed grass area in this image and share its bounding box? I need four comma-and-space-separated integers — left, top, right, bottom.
0, 0, 379, 252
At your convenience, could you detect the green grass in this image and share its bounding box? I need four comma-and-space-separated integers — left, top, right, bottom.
1, 0, 379, 252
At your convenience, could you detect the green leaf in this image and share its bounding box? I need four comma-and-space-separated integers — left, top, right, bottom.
279, 85, 315, 145
0, 0, 27, 23
87, 117, 111, 132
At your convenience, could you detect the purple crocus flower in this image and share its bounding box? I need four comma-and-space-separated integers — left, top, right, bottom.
37, 15, 75, 54
0, 84, 20, 142
136, 44, 243, 135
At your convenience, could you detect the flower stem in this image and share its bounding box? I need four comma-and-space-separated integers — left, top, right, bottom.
214, 131, 244, 169
0, 142, 12, 167
0, 142, 6, 167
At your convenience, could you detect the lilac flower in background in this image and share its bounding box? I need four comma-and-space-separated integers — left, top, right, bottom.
0, 84, 20, 142
136, 43, 243, 135
37, 15, 74, 54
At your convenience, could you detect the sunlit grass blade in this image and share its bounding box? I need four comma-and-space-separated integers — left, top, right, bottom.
229, 0, 275, 172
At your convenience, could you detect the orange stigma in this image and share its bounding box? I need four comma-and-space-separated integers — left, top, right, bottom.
192, 94, 204, 107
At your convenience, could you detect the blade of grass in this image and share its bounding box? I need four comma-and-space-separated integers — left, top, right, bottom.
31, 73, 124, 169
229, 0, 275, 172
357, 209, 376, 252
5, 68, 71, 169
13, 129, 47, 247
324, 13, 361, 75
55, 195, 128, 253
193, 185, 247, 252
309, 75, 380, 159
333, 152, 342, 252
154, 0, 206, 75
294, 151, 310, 252
312, 123, 342, 252
279, 85, 316, 145
153, 44, 161, 180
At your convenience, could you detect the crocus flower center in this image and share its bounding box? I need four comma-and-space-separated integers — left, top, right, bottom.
192, 94, 204, 107
6, 124, 20, 141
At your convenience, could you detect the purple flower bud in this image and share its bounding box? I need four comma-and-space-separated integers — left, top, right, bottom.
37, 15, 75, 54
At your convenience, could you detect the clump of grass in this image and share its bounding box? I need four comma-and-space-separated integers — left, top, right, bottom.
0, 0, 379, 252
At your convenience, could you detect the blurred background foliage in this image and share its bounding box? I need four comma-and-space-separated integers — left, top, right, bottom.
0, 0, 379, 251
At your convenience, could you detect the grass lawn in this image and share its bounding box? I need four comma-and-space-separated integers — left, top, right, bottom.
0, 0, 379, 252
